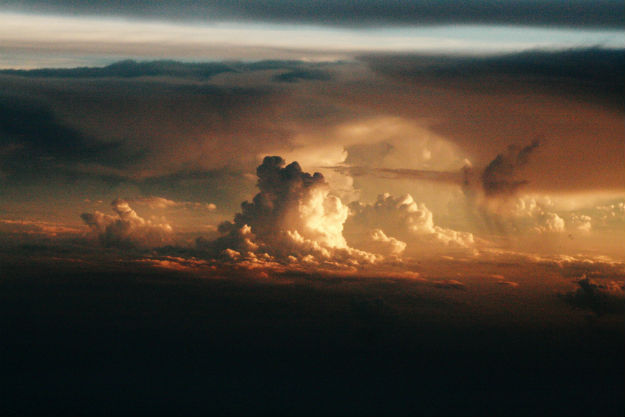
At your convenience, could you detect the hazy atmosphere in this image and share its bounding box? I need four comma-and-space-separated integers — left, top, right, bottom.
1, 1, 623, 416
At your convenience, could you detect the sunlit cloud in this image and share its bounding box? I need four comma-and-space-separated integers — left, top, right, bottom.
81, 198, 174, 248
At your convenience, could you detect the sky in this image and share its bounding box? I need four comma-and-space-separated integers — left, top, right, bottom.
0, 2, 624, 415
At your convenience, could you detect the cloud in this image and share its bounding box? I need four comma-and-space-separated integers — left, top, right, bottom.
535, 212, 566, 233
597, 202, 625, 218
455, 142, 550, 238
0, 60, 233, 79
513, 195, 552, 218
507, 195, 606, 236
81, 199, 173, 248
345, 193, 474, 255
481, 140, 540, 198
359, 49, 625, 194
570, 214, 592, 232
2, 52, 624, 261
3, 50, 622, 196
202, 156, 378, 267
329, 166, 463, 185
433, 279, 466, 290
0, 219, 82, 239
367, 229, 407, 257
0, 59, 334, 82
5, 0, 623, 28
362, 48, 625, 109
555, 256, 625, 280
476, 249, 625, 281
0, 66, 294, 186
131, 196, 216, 211
562, 277, 625, 315
272, 69, 331, 83
0, 95, 138, 179
135, 255, 213, 272
497, 281, 520, 288
595, 201, 625, 229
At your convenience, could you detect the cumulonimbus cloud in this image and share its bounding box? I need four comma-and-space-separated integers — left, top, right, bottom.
200, 156, 378, 267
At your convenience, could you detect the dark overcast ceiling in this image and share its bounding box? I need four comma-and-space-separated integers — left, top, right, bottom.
3, 0, 624, 29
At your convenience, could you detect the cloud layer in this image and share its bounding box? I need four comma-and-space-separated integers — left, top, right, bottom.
1, 49, 623, 264
5, 1, 624, 28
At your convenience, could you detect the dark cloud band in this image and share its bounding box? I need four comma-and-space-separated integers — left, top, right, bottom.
4, 0, 624, 29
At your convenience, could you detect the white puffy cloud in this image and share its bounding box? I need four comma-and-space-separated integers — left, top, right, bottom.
512, 195, 570, 234
81, 199, 173, 248
537, 212, 566, 233
344, 193, 474, 255
513, 195, 553, 218
368, 229, 407, 257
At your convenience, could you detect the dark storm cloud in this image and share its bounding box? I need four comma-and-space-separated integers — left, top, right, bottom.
0, 61, 306, 182
362, 47, 625, 109
562, 277, 625, 315
0, 95, 103, 157
0, 95, 139, 178
272, 69, 332, 83
4, 0, 624, 28
0, 60, 235, 79
0, 59, 332, 82
0, 60, 349, 223
354, 48, 625, 192
365, 48, 625, 82
1, 49, 623, 197
481, 140, 540, 197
